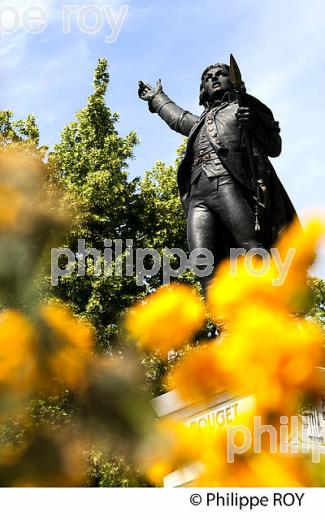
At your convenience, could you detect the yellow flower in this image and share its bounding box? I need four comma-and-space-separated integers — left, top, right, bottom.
143, 418, 204, 485
0, 183, 23, 231
207, 257, 282, 323
278, 218, 325, 308
146, 459, 173, 486
126, 284, 205, 356
277, 218, 324, 279
0, 310, 37, 392
40, 303, 94, 391
198, 452, 311, 487
168, 343, 228, 403
207, 218, 325, 323
218, 304, 324, 414
0, 149, 67, 242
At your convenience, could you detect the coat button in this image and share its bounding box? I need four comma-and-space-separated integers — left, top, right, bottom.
208, 126, 214, 131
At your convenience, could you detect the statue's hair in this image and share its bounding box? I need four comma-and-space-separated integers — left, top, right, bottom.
199, 62, 245, 107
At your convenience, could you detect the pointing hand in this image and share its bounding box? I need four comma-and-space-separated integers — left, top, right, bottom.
138, 79, 163, 101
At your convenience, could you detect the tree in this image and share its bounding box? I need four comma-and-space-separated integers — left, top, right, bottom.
50, 58, 146, 349
140, 145, 187, 253
0, 110, 47, 159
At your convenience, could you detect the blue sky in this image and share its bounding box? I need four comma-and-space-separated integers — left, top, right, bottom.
1, 0, 325, 276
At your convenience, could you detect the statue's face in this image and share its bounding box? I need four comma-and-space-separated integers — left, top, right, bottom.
202, 66, 233, 102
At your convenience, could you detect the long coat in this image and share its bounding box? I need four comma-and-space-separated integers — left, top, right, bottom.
149, 90, 299, 247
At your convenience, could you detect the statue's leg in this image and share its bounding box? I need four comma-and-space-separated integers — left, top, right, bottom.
187, 198, 229, 299
187, 171, 233, 337
187, 199, 228, 338
207, 173, 265, 251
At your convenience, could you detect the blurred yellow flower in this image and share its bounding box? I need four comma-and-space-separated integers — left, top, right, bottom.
207, 257, 281, 323
207, 218, 325, 323
40, 303, 94, 391
167, 343, 227, 403
0, 310, 37, 392
278, 218, 325, 309
126, 284, 205, 356
277, 218, 324, 280
167, 306, 323, 417
197, 452, 311, 487
146, 459, 173, 486
142, 418, 203, 485
217, 304, 324, 415
191, 414, 311, 487
0, 149, 67, 241
0, 183, 23, 231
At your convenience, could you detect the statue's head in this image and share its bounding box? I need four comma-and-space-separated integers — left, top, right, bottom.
199, 63, 233, 106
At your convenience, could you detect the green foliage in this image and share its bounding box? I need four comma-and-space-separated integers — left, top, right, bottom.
29, 392, 75, 429
0, 417, 25, 447
0, 111, 38, 145
85, 448, 149, 487
140, 157, 186, 251
0, 393, 74, 449
0, 111, 47, 158
307, 276, 325, 328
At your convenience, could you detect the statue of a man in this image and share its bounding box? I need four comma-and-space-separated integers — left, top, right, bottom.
138, 62, 298, 297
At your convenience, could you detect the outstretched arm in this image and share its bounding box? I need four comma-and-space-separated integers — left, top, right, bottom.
138, 79, 199, 137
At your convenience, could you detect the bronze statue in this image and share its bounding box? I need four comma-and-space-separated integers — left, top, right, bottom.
138, 56, 298, 297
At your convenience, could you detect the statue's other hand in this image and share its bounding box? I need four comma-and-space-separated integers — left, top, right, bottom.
236, 106, 256, 131
138, 79, 162, 101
